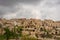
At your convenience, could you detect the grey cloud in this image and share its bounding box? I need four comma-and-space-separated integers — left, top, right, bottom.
0, 6, 19, 17
0, 0, 60, 21
42, 0, 60, 7
41, 0, 60, 20
0, 0, 41, 17
0, 0, 41, 6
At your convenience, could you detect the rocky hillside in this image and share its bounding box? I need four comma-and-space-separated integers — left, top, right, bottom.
0, 18, 60, 40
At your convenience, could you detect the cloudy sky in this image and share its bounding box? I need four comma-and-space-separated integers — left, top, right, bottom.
0, 0, 60, 21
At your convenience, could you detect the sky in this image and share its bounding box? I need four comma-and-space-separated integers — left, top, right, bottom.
0, 0, 60, 21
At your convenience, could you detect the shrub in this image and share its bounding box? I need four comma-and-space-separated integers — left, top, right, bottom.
21, 36, 37, 40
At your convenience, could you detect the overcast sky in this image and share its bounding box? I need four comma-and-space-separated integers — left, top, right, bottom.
0, 0, 60, 21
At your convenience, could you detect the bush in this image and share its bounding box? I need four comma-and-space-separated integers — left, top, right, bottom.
21, 36, 37, 40
41, 32, 53, 38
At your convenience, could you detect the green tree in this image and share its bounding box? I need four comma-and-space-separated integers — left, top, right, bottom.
3, 27, 16, 40
3, 27, 12, 40
14, 25, 23, 40
0, 24, 4, 40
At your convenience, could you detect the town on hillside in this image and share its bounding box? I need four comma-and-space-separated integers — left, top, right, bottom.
0, 18, 60, 40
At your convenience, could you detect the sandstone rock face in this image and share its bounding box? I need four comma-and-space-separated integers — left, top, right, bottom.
0, 18, 60, 40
